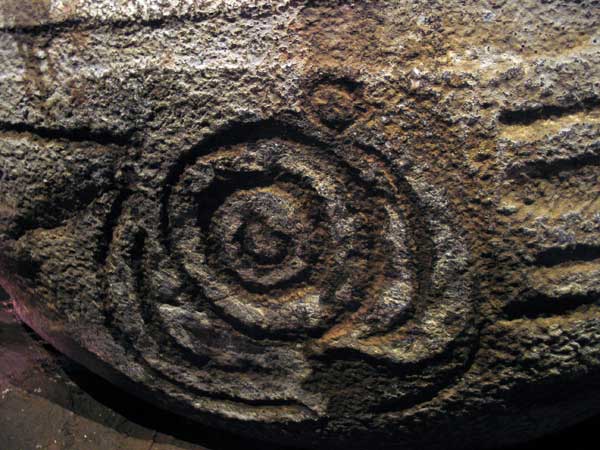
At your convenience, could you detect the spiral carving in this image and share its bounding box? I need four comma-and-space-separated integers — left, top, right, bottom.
103, 119, 473, 421
2, 2, 600, 448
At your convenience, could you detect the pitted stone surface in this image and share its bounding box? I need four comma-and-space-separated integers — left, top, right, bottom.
0, 1, 600, 449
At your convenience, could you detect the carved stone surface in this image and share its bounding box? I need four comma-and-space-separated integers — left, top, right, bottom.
0, 1, 599, 448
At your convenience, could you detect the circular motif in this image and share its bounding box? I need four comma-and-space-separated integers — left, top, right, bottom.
215, 188, 305, 281
168, 137, 419, 339
105, 122, 473, 422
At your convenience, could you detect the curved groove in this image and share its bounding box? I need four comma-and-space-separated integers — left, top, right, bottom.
507, 151, 600, 179
150, 365, 320, 412
499, 96, 600, 126
159, 118, 435, 343
106, 314, 317, 415
0, 121, 136, 148
534, 244, 600, 268
160, 117, 329, 251
101, 231, 314, 415
91, 116, 473, 418
96, 189, 131, 265
371, 345, 479, 414
502, 292, 600, 321
307, 323, 480, 414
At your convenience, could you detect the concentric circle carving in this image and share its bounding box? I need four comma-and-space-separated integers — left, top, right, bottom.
105, 120, 474, 421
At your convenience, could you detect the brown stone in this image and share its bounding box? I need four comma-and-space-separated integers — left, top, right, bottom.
0, 1, 599, 449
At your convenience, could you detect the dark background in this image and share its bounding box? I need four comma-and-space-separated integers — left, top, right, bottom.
0, 283, 597, 450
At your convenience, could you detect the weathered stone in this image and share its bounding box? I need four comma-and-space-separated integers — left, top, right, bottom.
0, 1, 599, 448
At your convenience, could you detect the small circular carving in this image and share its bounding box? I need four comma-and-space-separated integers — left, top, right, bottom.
240, 220, 290, 265
311, 84, 359, 129
210, 188, 308, 288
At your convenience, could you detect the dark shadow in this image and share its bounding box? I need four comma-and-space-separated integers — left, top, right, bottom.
64, 361, 299, 449
3, 298, 600, 450
503, 414, 600, 450
0, 299, 293, 450
499, 96, 600, 126
0, 284, 8, 301
39, 341, 600, 450
26, 329, 297, 450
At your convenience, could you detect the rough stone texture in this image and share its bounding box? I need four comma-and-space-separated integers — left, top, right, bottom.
0, 1, 599, 448
1, 298, 599, 450
0, 298, 293, 450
